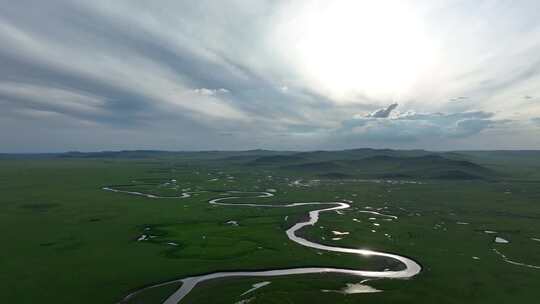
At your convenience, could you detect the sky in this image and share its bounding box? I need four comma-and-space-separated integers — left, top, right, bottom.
1, 0, 540, 152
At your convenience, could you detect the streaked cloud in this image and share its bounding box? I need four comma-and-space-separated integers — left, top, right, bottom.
0, 0, 539, 152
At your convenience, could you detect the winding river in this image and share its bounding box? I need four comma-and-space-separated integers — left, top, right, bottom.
104, 186, 422, 303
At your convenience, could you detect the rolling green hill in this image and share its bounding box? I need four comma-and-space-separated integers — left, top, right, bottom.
242, 151, 497, 180
3, 148, 532, 180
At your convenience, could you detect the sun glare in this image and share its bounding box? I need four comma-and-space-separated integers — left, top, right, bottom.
280, 1, 437, 103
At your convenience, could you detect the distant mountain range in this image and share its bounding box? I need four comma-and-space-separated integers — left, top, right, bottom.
245, 151, 495, 180
2, 148, 540, 180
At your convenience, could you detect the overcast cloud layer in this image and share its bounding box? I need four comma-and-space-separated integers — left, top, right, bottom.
1, 0, 540, 152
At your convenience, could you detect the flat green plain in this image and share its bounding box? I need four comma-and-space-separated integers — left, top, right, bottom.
1, 150, 540, 303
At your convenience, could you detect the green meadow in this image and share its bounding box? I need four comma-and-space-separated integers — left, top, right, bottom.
1, 150, 540, 303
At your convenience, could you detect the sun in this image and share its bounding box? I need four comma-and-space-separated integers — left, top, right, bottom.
278, 1, 437, 103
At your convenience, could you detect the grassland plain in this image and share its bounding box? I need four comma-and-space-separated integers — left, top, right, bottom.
1, 150, 539, 303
